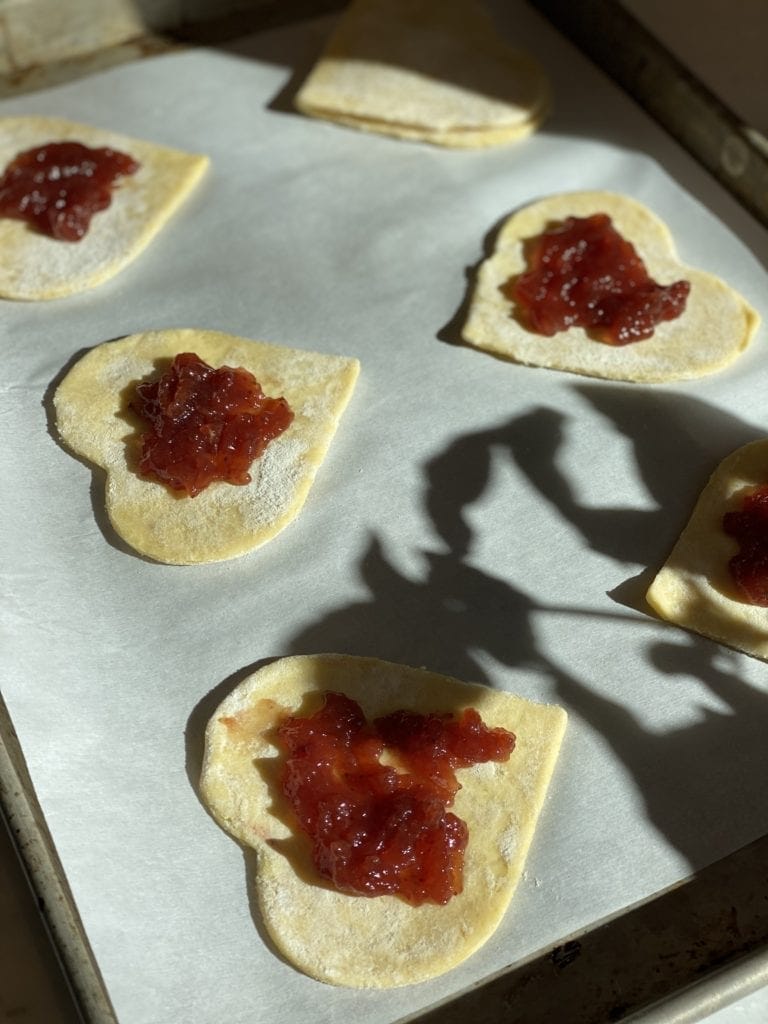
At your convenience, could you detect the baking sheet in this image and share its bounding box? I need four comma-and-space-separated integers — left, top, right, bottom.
531, 0, 768, 230
1, 3, 767, 1023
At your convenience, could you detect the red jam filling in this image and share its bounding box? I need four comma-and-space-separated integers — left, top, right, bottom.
503, 213, 690, 345
0, 140, 139, 241
277, 691, 516, 906
131, 352, 293, 497
723, 485, 768, 605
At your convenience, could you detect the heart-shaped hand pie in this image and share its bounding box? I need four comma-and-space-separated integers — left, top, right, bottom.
462, 191, 759, 382
200, 654, 567, 987
647, 440, 768, 660
53, 329, 360, 564
0, 116, 208, 299
294, 0, 550, 148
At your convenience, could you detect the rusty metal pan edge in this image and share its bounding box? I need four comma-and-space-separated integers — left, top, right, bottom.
528, 0, 768, 231
395, 833, 768, 1024
623, 946, 768, 1024
0, 694, 117, 1024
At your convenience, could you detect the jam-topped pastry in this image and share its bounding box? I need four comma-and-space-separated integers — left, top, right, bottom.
0, 116, 208, 299
461, 191, 759, 382
200, 654, 567, 987
53, 329, 359, 564
648, 440, 768, 661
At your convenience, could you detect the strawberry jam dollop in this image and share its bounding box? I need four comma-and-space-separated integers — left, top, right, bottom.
503, 213, 690, 345
277, 691, 515, 906
131, 352, 293, 497
723, 485, 768, 605
0, 140, 139, 241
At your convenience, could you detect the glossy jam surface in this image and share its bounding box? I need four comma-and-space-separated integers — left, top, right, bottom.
504, 213, 690, 345
277, 691, 516, 906
723, 485, 768, 605
0, 140, 139, 241
131, 352, 293, 497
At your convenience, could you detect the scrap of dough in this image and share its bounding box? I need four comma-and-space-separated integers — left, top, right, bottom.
462, 191, 760, 382
53, 329, 360, 565
647, 440, 768, 660
294, 0, 550, 148
0, 116, 208, 299
200, 653, 567, 988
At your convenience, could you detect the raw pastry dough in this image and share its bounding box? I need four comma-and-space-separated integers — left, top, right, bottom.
53, 329, 360, 564
200, 653, 567, 988
295, 0, 550, 148
647, 440, 768, 660
0, 116, 208, 299
462, 191, 760, 382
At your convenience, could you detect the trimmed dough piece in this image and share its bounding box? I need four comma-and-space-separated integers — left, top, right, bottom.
295, 0, 550, 148
0, 116, 208, 299
462, 191, 760, 382
647, 440, 768, 660
200, 654, 567, 988
53, 329, 360, 564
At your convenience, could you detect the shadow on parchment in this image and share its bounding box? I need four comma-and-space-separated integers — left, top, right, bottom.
550, 631, 768, 867
286, 385, 768, 870
181, 384, 768, 962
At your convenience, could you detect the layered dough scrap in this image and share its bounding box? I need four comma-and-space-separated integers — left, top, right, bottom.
462, 191, 760, 382
295, 0, 550, 148
53, 329, 360, 565
200, 654, 567, 988
647, 440, 768, 660
0, 116, 208, 299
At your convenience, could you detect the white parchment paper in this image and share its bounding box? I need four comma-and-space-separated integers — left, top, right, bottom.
2, 4, 767, 1023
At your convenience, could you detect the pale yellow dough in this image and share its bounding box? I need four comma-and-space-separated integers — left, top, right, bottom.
0, 116, 208, 299
295, 0, 550, 148
200, 654, 567, 988
53, 329, 360, 564
647, 440, 768, 659
462, 191, 760, 382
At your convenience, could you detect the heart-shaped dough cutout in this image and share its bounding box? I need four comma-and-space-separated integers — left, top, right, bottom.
647, 440, 768, 659
0, 116, 208, 299
53, 329, 360, 564
200, 653, 567, 988
295, 0, 550, 148
462, 191, 760, 382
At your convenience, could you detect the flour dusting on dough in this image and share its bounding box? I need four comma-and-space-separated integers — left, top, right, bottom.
53, 329, 359, 563
0, 116, 208, 299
